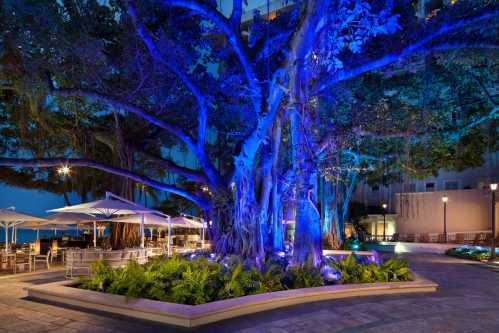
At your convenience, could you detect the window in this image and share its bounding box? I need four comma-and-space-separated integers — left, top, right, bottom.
425, 182, 435, 192
371, 185, 379, 192
444, 181, 459, 190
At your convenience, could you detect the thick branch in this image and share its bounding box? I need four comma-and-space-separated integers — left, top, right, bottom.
138, 150, 208, 184
0, 157, 210, 209
315, 11, 499, 93
49, 81, 224, 190
159, 0, 262, 115
231, 69, 285, 180
230, 0, 242, 31
49, 85, 196, 149
128, 3, 208, 149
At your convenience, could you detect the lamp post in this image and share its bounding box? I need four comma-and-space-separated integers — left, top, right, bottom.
382, 203, 387, 241
442, 196, 448, 243
490, 183, 497, 260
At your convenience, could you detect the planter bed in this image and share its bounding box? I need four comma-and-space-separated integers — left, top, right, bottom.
26, 273, 437, 328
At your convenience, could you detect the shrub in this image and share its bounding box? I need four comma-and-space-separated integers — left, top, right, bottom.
77, 253, 413, 305
331, 255, 413, 284
446, 246, 490, 261
77, 259, 115, 291
380, 258, 413, 282
283, 259, 323, 289
107, 260, 149, 298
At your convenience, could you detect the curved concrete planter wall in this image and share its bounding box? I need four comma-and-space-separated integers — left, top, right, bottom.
26, 274, 437, 328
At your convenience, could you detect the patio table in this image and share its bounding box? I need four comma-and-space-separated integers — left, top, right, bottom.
0, 252, 15, 270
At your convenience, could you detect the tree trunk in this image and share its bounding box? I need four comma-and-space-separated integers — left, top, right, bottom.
287, 0, 328, 266
109, 114, 140, 249
290, 106, 322, 266
233, 162, 262, 260
209, 190, 235, 255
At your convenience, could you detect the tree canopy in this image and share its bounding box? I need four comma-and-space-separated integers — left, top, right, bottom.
0, 0, 497, 262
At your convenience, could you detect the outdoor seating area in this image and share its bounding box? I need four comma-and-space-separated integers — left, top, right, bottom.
65, 248, 149, 278
0, 193, 210, 277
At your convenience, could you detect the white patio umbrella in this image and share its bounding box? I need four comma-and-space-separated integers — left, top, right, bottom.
172, 215, 208, 243
171, 216, 206, 228
20, 222, 76, 239
48, 192, 155, 248
45, 212, 101, 237
0, 207, 46, 253
109, 213, 175, 255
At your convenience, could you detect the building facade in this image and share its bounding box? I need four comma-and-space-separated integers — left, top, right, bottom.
353, 153, 499, 239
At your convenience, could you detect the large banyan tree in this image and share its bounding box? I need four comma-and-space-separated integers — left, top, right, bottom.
0, 0, 497, 264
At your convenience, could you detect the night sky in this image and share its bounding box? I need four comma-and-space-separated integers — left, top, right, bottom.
0, 185, 78, 217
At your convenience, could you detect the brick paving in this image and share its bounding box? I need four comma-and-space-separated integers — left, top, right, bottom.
0, 254, 498, 333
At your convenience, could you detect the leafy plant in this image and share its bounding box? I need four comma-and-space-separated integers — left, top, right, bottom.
283, 259, 323, 289
331, 255, 413, 284
77, 260, 115, 291
169, 266, 211, 305
107, 260, 148, 298
380, 258, 413, 282
77, 254, 413, 305
446, 246, 491, 261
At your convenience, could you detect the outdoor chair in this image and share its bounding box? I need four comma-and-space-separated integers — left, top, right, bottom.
33, 250, 51, 271
455, 233, 465, 244
12, 252, 30, 274
437, 234, 447, 243
65, 250, 87, 278
121, 250, 133, 263
473, 233, 486, 245
484, 233, 493, 246
418, 233, 430, 243
137, 249, 148, 264
391, 233, 399, 242
102, 251, 125, 268
406, 234, 415, 242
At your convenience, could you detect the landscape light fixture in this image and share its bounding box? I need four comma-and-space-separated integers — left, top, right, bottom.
442, 196, 448, 243
490, 183, 497, 260
382, 203, 387, 241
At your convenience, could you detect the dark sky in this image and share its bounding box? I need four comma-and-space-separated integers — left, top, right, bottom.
0, 184, 79, 217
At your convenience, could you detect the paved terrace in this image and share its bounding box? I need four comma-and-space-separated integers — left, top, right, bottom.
0, 254, 498, 333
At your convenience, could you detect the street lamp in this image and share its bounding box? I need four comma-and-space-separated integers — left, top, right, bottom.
490, 183, 497, 260
442, 196, 448, 243
382, 203, 388, 241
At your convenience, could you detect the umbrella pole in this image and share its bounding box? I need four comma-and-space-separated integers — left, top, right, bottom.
167, 217, 171, 257
140, 214, 145, 248
93, 221, 97, 248
4, 223, 8, 253
36, 228, 40, 240
202, 224, 205, 244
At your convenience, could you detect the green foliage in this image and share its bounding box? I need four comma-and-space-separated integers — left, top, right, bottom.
446, 247, 490, 261
107, 260, 148, 298
283, 260, 323, 289
77, 260, 115, 291
379, 258, 414, 282
78, 254, 414, 305
331, 255, 413, 284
